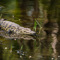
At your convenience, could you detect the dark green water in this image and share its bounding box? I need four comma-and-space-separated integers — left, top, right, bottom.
0, 0, 60, 60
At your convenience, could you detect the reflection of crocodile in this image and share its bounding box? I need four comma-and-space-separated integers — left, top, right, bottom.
0, 19, 36, 40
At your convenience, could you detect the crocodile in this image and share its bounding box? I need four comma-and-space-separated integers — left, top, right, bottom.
0, 19, 36, 40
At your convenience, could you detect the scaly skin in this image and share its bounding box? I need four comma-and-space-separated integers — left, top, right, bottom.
0, 19, 35, 35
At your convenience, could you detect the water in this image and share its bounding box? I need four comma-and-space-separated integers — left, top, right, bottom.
0, 0, 60, 60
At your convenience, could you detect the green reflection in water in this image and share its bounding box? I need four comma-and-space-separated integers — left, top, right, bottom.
0, 0, 59, 60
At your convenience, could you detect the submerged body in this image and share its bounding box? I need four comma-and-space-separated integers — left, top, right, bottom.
0, 19, 35, 35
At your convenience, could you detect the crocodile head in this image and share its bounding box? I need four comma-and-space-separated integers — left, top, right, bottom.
16, 28, 36, 35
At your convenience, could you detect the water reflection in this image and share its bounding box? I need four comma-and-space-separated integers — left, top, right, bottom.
0, 24, 60, 60
0, 43, 3, 60
0, 0, 60, 60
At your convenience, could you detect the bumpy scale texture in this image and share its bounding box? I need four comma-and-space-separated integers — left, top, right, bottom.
0, 19, 35, 35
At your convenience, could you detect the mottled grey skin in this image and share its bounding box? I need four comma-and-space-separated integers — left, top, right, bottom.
0, 19, 35, 35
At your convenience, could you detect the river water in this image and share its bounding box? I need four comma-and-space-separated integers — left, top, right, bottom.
0, 0, 60, 60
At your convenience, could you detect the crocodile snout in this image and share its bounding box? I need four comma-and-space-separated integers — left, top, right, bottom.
33, 33, 36, 36
30, 32, 36, 36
